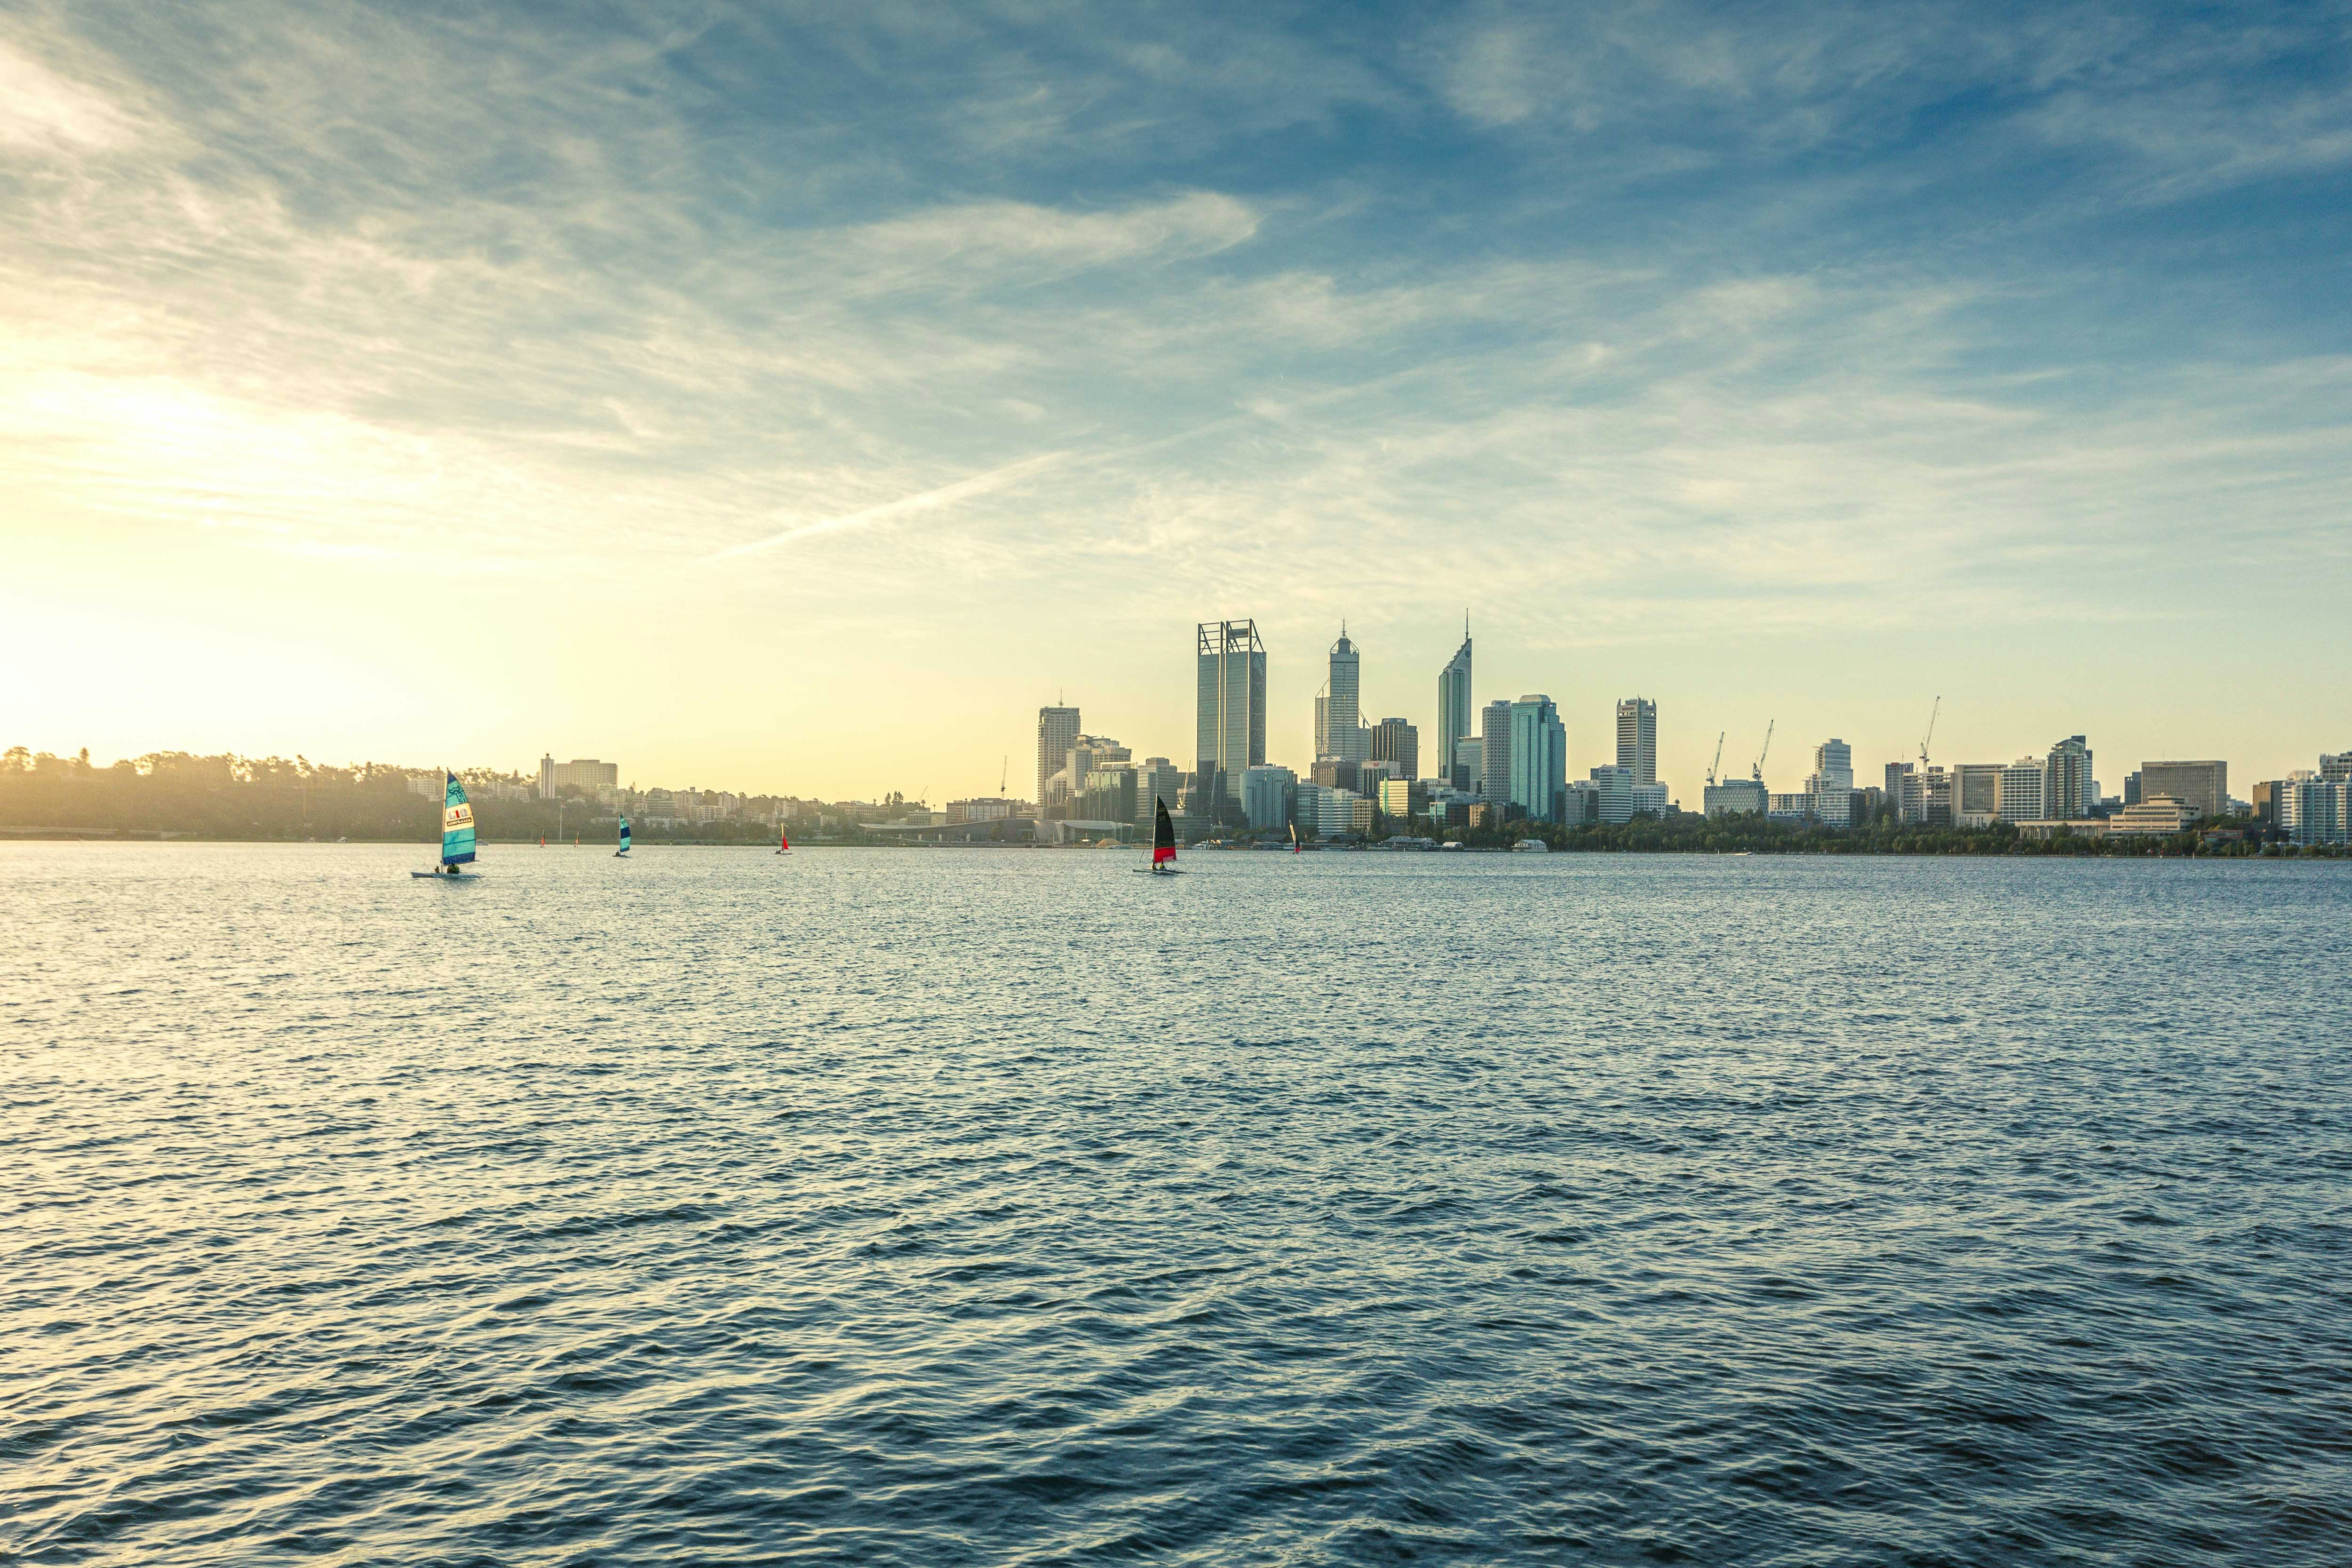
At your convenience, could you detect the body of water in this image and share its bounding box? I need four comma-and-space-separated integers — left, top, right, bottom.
4, 844, 2349, 1564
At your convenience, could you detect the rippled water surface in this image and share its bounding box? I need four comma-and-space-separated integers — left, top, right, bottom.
5, 843, 2351, 1565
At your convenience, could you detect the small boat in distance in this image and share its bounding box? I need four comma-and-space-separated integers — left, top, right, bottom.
1135, 799, 1180, 875
615, 814, 631, 857
1290, 821, 1301, 854
776, 826, 791, 855
412, 772, 477, 879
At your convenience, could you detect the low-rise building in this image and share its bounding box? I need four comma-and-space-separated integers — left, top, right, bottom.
2107, 795, 2199, 835
1703, 778, 1767, 819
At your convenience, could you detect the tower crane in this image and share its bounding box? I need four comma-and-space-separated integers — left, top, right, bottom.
1706, 731, 1725, 788
1919, 695, 1940, 768
1751, 720, 1774, 783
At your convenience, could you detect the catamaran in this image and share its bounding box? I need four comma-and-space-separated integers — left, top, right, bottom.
413, 772, 477, 878
615, 814, 631, 857
1134, 799, 1180, 875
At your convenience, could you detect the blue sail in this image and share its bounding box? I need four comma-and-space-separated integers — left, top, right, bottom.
441, 773, 477, 865
616, 815, 631, 854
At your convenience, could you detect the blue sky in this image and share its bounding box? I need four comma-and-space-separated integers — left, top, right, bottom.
4, 1, 2348, 796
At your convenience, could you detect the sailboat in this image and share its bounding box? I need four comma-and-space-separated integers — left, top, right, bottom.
614, 814, 631, 857
1290, 821, 1301, 854
412, 772, 477, 878
1134, 799, 1180, 875
776, 825, 791, 856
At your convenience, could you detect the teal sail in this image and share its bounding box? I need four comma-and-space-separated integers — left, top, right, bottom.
441, 773, 477, 866
616, 814, 631, 855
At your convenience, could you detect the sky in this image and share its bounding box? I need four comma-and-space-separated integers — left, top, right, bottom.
4, 0, 2348, 801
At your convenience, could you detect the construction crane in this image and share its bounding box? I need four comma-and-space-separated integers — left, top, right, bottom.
1919, 696, 1941, 768
1751, 720, 1774, 783
1706, 731, 1725, 788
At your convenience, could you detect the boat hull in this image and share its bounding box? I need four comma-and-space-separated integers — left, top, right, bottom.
411, 870, 478, 879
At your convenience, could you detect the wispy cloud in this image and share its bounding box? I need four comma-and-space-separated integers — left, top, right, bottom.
705, 450, 1075, 561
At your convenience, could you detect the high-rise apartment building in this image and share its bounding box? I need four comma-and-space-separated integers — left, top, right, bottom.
2278, 775, 2350, 844
1615, 698, 1657, 786
538, 756, 619, 798
2322, 752, 2351, 782
1036, 706, 1079, 813
1437, 621, 1473, 765
1509, 696, 1568, 823
1320, 629, 1367, 763
2045, 736, 2095, 820
1195, 621, 1267, 820
1807, 739, 1853, 827
1371, 717, 1419, 783
1997, 757, 2048, 821
2138, 760, 2226, 821
1478, 699, 1514, 811
1885, 761, 1914, 818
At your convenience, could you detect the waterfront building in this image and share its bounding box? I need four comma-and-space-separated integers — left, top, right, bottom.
1371, 717, 1419, 784
1378, 778, 1413, 818
1036, 706, 1080, 813
1451, 737, 1482, 794
1951, 762, 2002, 828
1808, 739, 1853, 828
1885, 761, 1914, 813
945, 797, 1018, 823
2323, 752, 2351, 782
1510, 695, 1568, 823
2045, 736, 2095, 820
1615, 699, 1658, 786
1437, 622, 1474, 770
1851, 785, 1887, 825
539, 756, 619, 797
1479, 700, 1514, 811
1703, 778, 1767, 818
2138, 760, 2227, 821
2278, 775, 2351, 844
1243, 764, 1296, 832
1320, 629, 1368, 764
1196, 621, 1267, 820
2123, 770, 2143, 806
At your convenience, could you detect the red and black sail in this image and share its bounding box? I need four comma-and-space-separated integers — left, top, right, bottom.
1152, 799, 1176, 865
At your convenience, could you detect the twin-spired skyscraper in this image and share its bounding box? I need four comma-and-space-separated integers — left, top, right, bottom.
1195, 620, 1267, 819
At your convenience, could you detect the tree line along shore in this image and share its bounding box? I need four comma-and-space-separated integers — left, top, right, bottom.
6, 748, 2336, 858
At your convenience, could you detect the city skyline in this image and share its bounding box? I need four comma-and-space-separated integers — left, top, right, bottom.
7, 5, 2348, 798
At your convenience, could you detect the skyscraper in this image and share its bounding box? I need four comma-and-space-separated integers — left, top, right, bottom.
1807, 738, 1853, 828
2045, 735, 2095, 820
1371, 717, 1419, 783
1196, 620, 1266, 820
1036, 706, 1079, 812
1509, 696, 1567, 822
1479, 699, 1514, 811
1615, 698, 1657, 786
1321, 628, 1367, 763
1437, 619, 1473, 765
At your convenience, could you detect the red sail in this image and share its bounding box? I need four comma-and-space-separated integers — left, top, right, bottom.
780, 828, 790, 850
1153, 843, 1176, 865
